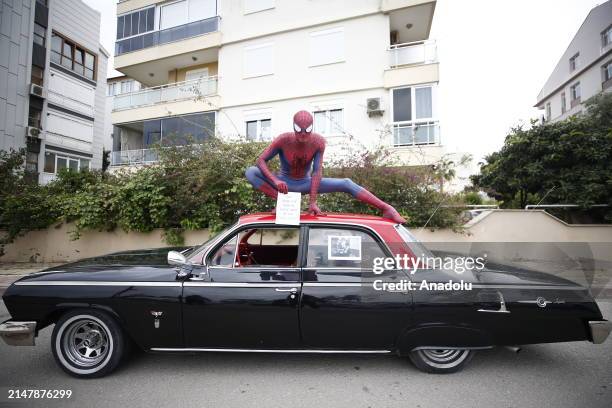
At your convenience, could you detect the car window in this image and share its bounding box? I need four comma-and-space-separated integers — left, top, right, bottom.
208, 227, 300, 268
306, 227, 387, 269
209, 235, 238, 267
237, 228, 299, 267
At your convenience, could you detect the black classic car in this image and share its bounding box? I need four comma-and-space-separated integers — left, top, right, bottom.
1, 213, 610, 378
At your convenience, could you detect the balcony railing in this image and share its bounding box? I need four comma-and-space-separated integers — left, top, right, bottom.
113, 76, 218, 111
392, 122, 440, 147
115, 16, 219, 56
388, 40, 437, 68
111, 148, 159, 166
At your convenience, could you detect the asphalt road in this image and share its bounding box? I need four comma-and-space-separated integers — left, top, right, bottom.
1, 301, 611, 408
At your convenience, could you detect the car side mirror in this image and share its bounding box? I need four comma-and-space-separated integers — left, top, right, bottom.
168, 250, 187, 266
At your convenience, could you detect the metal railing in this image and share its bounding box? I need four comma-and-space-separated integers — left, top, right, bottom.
115, 16, 219, 55
388, 40, 437, 68
113, 76, 218, 111
392, 122, 440, 147
111, 148, 159, 166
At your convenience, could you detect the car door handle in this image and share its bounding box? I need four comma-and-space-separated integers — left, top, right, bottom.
275, 287, 298, 293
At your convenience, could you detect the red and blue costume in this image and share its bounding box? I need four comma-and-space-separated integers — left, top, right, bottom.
245, 110, 406, 223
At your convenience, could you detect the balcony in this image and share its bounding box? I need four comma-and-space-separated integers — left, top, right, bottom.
384, 40, 439, 88
392, 121, 440, 147
113, 77, 218, 111
115, 16, 219, 56
114, 17, 221, 86
111, 77, 220, 124
389, 40, 437, 68
111, 148, 159, 167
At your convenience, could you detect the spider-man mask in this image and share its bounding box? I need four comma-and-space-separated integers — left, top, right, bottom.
293, 110, 313, 142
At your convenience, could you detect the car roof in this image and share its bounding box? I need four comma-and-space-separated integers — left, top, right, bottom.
238, 212, 398, 228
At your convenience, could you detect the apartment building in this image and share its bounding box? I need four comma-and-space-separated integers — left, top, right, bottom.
111, 0, 440, 167
536, 0, 612, 123
0, 0, 108, 184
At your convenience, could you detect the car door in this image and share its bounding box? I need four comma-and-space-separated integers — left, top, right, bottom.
300, 225, 412, 350
182, 225, 302, 348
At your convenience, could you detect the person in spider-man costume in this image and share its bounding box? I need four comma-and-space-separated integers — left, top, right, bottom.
245, 110, 406, 223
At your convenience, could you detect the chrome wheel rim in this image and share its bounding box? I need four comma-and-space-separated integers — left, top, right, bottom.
419, 349, 470, 368
62, 319, 110, 368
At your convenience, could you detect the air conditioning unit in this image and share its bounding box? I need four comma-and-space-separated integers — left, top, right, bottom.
366, 97, 384, 117
26, 126, 42, 138
29, 83, 45, 98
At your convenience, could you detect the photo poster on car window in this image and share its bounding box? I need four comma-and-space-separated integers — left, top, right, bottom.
328, 235, 362, 261
275, 192, 301, 225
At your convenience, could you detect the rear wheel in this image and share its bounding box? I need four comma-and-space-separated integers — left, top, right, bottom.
51, 310, 126, 378
408, 348, 474, 373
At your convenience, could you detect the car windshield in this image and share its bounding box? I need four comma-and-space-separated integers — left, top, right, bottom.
394, 224, 435, 259
185, 223, 237, 264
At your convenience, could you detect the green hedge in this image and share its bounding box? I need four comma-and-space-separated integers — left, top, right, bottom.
0, 138, 467, 248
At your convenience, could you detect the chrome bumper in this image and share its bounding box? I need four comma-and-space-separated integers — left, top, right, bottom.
589, 320, 612, 344
0, 321, 37, 346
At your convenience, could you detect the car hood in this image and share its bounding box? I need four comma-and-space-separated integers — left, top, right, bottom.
15, 247, 190, 284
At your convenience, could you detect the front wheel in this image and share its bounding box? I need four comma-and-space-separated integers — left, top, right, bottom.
408, 348, 474, 373
51, 310, 126, 378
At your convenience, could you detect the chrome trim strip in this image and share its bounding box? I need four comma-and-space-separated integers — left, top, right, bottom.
150, 348, 391, 354
183, 282, 298, 288
411, 346, 493, 351
303, 282, 366, 287
14, 281, 182, 287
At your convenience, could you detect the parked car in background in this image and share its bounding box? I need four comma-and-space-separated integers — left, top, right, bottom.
1, 213, 610, 378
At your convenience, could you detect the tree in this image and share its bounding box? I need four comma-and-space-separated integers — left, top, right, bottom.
471, 93, 612, 219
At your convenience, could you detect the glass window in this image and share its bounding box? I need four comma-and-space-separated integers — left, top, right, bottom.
569, 53, 580, 72
246, 120, 258, 140
561, 92, 566, 113
85, 52, 95, 69
306, 228, 387, 269
392, 87, 412, 122
146, 8, 155, 31
124, 13, 132, 36
31, 66, 44, 86
602, 25, 612, 48
80, 159, 90, 171
209, 235, 237, 266
120, 80, 132, 93
545, 102, 551, 121
238, 228, 299, 267
117, 15, 125, 39
33, 23, 46, 46
139, 10, 147, 33
415, 87, 433, 119
44, 152, 55, 173
246, 118, 272, 140
313, 109, 343, 135
571, 82, 581, 101
604, 61, 612, 82
68, 159, 79, 171
51, 33, 61, 52
57, 157, 67, 171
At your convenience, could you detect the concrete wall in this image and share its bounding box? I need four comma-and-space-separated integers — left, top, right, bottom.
1, 210, 610, 264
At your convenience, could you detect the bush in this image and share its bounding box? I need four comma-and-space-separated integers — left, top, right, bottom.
0, 137, 469, 247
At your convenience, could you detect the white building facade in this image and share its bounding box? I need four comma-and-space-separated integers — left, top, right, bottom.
536, 1, 612, 122
0, 0, 108, 183
111, 0, 440, 167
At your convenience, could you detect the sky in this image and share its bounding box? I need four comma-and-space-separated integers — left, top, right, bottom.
83, 0, 604, 173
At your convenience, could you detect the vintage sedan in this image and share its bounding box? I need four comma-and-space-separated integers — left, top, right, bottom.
1, 213, 610, 378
